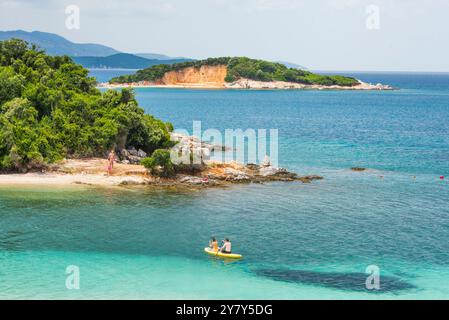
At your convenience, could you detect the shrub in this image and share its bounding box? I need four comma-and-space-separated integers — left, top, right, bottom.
141, 149, 175, 177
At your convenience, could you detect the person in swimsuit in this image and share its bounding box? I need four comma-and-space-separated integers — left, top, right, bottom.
209, 237, 218, 252
220, 238, 232, 254
107, 150, 115, 175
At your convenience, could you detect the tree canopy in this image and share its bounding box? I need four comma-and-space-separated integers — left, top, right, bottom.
110, 57, 359, 87
0, 39, 173, 171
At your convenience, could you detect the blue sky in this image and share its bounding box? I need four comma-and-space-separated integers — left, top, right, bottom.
1, 0, 448, 71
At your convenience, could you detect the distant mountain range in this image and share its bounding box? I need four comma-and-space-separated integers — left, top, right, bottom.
72, 53, 191, 69
0, 30, 305, 70
0, 30, 119, 57
0, 30, 191, 69
276, 61, 307, 70
135, 53, 190, 61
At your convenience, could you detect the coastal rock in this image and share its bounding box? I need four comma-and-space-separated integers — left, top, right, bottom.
180, 176, 203, 184
128, 147, 138, 156
223, 168, 250, 181
137, 149, 147, 158
120, 149, 130, 158
232, 174, 250, 182
21, 158, 322, 189
169, 133, 220, 164
246, 163, 260, 171
127, 155, 141, 165
225, 78, 393, 91
224, 168, 246, 176
179, 175, 211, 185
261, 156, 271, 167
118, 147, 147, 164
259, 166, 287, 177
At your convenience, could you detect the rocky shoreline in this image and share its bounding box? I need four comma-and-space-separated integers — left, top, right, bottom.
225, 78, 393, 90
0, 159, 323, 189
0, 133, 322, 189
98, 78, 393, 91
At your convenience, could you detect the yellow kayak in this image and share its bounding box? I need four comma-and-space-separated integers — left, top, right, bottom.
204, 247, 243, 259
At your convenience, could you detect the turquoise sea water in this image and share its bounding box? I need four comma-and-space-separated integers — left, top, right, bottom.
1, 72, 449, 299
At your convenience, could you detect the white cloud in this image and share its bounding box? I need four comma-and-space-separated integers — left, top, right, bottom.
1, 0, 449, 71
211, 0, 305, 13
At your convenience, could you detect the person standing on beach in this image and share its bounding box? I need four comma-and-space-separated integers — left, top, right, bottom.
107, 150, 115, 175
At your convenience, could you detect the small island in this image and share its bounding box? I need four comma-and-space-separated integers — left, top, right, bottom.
102, 57, 392, 90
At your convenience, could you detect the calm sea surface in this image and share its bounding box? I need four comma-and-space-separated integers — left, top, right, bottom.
1, 71, 448, 299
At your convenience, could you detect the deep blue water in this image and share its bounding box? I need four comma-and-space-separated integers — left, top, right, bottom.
0, 72, 448, 299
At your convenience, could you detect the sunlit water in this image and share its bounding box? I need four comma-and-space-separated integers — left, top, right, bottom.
1, 72, 448, 299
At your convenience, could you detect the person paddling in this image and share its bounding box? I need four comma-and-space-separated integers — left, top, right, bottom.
220, 238, 232, 254
209, 237, 218, 252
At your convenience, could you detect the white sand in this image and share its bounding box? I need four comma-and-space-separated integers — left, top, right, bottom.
0, 172, 148, 187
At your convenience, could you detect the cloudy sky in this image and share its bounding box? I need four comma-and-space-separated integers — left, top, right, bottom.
1, 0, 448, 71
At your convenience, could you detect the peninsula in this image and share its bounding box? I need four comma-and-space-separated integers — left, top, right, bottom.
0, 39, 321, 188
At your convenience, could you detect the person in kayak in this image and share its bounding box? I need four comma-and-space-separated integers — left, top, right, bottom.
209, 237, 218, 252
220, 238, 232, 254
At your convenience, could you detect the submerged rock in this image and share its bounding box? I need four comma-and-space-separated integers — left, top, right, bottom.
297, 175, 323, 183
256, 269, 415, 293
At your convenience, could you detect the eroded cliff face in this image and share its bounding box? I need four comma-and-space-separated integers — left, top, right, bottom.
159, 65, 227, 87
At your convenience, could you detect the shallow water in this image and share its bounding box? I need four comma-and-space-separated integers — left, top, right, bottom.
1, 72, 448, 299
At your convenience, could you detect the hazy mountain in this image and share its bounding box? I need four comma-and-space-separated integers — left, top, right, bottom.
0, 30, 119, 57
135, 53, 191, 61
0, 30, 302, 70
276, 61, 307, 70
72, 53, 192, 69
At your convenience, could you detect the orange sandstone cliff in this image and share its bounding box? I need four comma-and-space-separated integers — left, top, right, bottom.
158, 65, 227, 87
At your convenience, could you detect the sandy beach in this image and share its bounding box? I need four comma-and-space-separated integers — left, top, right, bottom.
0, 159, 149, 187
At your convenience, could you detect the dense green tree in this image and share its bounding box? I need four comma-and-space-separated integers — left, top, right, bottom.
0, 39, 173, 171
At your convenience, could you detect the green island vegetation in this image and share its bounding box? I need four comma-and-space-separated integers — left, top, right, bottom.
110, 57, 359, 87
0, 39, 173, 172
141, 149, 175, 177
